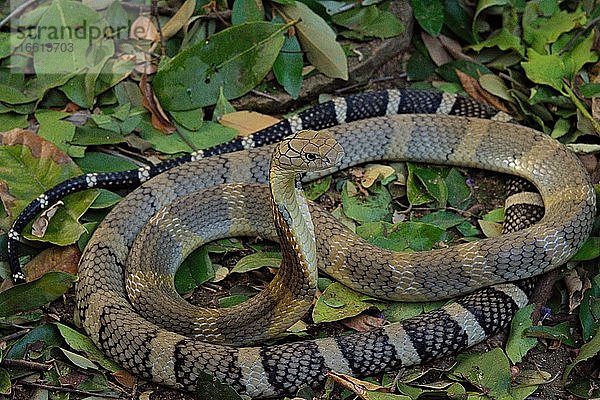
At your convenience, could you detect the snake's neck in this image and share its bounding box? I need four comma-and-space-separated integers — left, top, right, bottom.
269, 170, 318, 279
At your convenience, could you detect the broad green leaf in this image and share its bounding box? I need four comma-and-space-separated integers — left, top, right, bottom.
564, 31, 598, 81
0, 369, 10, 395
571, 237, 600, 261
312, 282, 383, 323
383, 300, 444, 323
526, 322, 576, 347
469, 29, 525, 57
139, 119, 237, 153
0, 113, 28, 131
172, 108, 205, 131
218, 294, 250, 308
71, 126, 126, 146
35, 110, 80, 157
0, 130, 98, 244
231, 251, 282, 274
357, 221, 445, 252
75, 151, 138, 173
341, 181, 391, 224
522, 7, 586, 53
195, 370, 244, 400
563, 326, 600, 380
445, 168, 471, 209
60, 348, 98, 370
450, 348, 512, 398
483, 207, 504, 222
5, 324, 62, 359
407, 164, 448, 208
213, 87, 236, 122
273, 34, 303, 99
231, 0, 264, 25
411, 0, 444, 37
56, 323, 121, 372
305, 176, 331, 201
153, 22, 289, 110
415, 210, 466, 230
0, 272, 76, 317
521, 49, 565, 92
33, 0, 115, 75
332, 6, 403, 40
473, 0, 509, 40
176, 247, 214, 294
579, 273, 600, 341
506, 304, 538, 363
280, 2, 348, 80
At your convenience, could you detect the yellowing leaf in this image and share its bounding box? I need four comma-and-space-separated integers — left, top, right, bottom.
162, 0, 196, 39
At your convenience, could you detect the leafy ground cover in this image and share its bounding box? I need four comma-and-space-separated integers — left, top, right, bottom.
0, 0, 598, 399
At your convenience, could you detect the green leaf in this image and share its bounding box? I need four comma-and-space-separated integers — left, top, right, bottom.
32, 0, 115, 75
195, 370, 244, 400
506, 305, 538, 363
273, 34, 303, 99
563, 326, 600, 380
521, 49, 566, 92
312, 282, 383, 323
473, 0, 508, 40
415, 210, 466, 230
75, 151, 138, 173
231, 0, 264, 25
60, 348, 98, 370
450, 348, 512, 398
563, 31, 599, 81
175, 247, 214, 294
280, 2, 348, 80
407, 164, 448, 208
35, 110, 80, 157
0, 369, 10, 395
55, 323, 122, 372
0, 130, 98, 244
71, 126, 126, 146
0, 113, 28, 131
231, 251, 282, 274
332, 6, 404, 40
5, 324, 62, 359
411, 0, 444, 37
305, 176, 331, 201
469, 28, 525, 57
579, 273, 600, 342
139, 119, 237, 153
445, 168, 471, 209
213, 87, 236, 122
571, 237, 600, 261
0, 272, 76, 317
383, 300, 444, 323
522, 6, 586, 53
526, 322, 576, 347
357, 221, 445, 252
341, 181, 391, 223
218, 294, 250, 308
153, 22, 289, 110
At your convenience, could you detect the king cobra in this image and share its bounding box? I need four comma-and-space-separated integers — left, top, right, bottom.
6, 90, 595, 398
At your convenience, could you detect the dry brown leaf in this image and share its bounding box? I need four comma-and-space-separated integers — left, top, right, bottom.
565, 267, 592, 313
438, 34, 475, 62
0, 129, 71, 163
113, 370, 137, 389
162, 0, 196, 39
31, 200, 63, 237
326, 371, 388, 399
218, 111, 280, 136
129, 16, 159, 42
361, 164, 395, 188
455, 69, 509, 112
0, 245, 80, 290
421, 32, 452, 66
140, 75, 176, 134
341, 314, 386, 332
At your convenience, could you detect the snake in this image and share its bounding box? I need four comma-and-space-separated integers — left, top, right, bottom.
6, 89, 596, 398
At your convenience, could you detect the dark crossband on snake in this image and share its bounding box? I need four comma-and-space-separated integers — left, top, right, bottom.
6, 89, 596, 398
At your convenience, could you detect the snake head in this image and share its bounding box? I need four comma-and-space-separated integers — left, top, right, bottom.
274, 129, 344, 173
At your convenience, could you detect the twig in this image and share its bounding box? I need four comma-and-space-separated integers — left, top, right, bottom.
250, 89, 282, 102
1, 359, 52, 371
0, 329, 30, 342
17, 380, 121, 398
0, 0, 39, 29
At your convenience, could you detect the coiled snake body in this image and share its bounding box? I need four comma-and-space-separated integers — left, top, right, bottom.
8, 90, 595, 398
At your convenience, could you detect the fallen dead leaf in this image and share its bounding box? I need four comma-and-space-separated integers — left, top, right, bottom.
140, 75, 176, 134
326, 371, 389, 400
421, 32, 452, 66
218, 111, 280, 136
31, 200, 64, 237
456, 69, 509, 112
341, 314, 386, 332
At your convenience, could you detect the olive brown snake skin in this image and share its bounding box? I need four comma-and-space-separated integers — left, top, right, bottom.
6, 89, 596, 398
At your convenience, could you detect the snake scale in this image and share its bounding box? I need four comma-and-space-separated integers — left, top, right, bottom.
7, 89, 596, 398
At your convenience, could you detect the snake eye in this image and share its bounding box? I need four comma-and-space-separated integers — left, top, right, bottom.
305, 153, 318, 161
